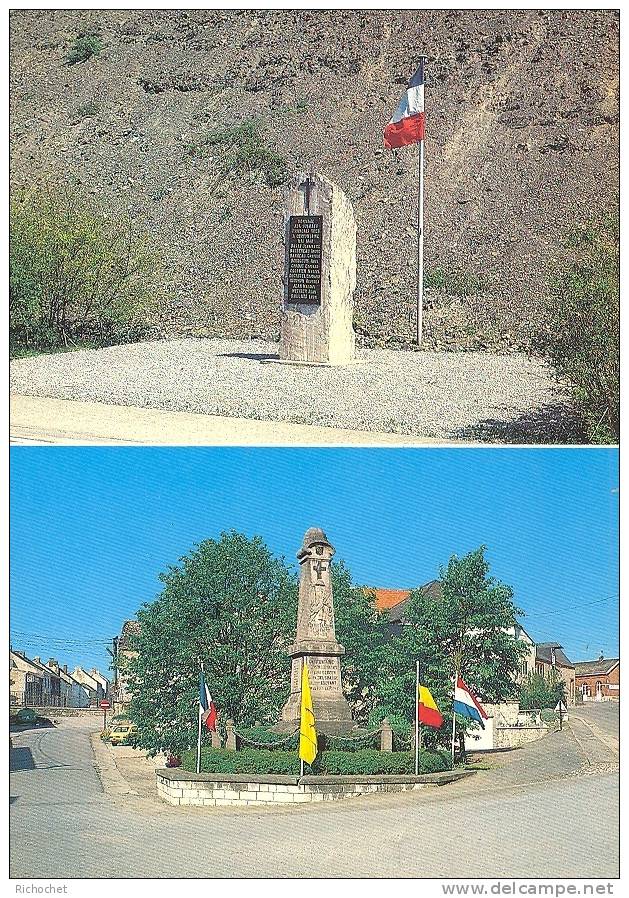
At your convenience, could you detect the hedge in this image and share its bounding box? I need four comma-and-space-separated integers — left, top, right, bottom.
180, 747, 451, 776
234, 726, 381, 753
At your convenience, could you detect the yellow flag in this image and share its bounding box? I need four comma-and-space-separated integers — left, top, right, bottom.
299, 662, 318, 766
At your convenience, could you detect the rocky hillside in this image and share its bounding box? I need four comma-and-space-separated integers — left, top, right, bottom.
9, 8, 619, 351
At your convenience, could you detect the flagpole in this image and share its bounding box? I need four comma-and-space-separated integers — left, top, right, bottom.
415, 660, 420, 775
196, 661, 204, 775
416, 55, 426, 346
451, 670, 457, 768
300, 657, 304, 778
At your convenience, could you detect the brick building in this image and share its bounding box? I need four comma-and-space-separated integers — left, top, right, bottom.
574, 656, 619, 701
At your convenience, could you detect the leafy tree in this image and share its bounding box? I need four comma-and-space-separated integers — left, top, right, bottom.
373, 547, 527, 750
124, 533, 389, 753
125, 532, 297, 755
332, 561, 390, 725
519, 670, 565, 711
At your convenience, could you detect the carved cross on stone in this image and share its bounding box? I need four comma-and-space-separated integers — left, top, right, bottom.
313, 559, 327, 583
304, 176, 312, 215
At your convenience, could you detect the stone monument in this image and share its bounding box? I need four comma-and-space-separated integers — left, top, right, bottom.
278, 527, 354, 734
279, 173, 356, 365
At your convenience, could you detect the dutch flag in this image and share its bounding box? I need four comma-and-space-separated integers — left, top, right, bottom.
453, 676, 489, 729
199, 669, 217, 732
384, 58, 426, 150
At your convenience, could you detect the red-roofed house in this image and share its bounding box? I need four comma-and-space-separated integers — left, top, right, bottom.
574, 656, 619, 701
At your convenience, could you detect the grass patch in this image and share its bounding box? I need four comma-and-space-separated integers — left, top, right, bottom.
67, 33, 103, 66
76, 100, 100, 118
187, 120, 288, 188
424, 267, 488, 297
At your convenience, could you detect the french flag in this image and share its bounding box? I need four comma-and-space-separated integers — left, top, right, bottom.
453, 676, 489, 729
199, 670, 217, 731
384, 59, 425, 150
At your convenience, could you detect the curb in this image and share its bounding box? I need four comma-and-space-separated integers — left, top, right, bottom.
90, 732, 138, 796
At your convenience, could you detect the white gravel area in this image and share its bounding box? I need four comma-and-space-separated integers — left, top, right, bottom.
10, 338, 579, 442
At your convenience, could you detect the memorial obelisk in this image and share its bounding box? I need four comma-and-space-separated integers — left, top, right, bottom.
278, 527, 354, 734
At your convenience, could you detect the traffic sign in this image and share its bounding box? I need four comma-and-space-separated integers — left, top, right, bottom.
99, 699, 111, 710
554, 701, 567, 712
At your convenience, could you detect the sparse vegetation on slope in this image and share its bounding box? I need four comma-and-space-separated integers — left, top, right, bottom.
9, 9, 619, 350
66, 32, 102, 65
533, 213, 619, 443
186, 120, 288, 187
10, 186, 157, 354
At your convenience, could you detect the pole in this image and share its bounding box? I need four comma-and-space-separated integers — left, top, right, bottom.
196, 661, 203, 775
417, 138, 425, 345
451, 672, 457, 767
415, 660, 420, 776
103, 707, 107, 734
416, 55, 426, 346
300, 657, 304, 778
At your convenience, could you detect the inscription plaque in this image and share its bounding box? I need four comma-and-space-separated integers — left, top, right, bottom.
286, 215, 323, 305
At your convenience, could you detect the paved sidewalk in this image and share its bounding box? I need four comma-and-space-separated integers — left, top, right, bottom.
98, 741, 166, 799
10, 395, 427, 446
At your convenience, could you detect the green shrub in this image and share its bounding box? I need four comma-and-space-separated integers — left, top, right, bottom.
235, 726, 299, 750
533, 213, 619, 443
187, 120, 288, 188
519, 671, 565, 711
181, 747, 450, 776
76, 100, 100, 118
10, 186, 156, 353
540, 709, 559, 725
67, 34, 103, 65
234, 726, 383, 753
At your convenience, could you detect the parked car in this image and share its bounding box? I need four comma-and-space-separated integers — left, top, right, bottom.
109, 723, 139, 746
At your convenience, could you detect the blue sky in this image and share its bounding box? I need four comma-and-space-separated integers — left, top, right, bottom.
10, 447, 619, 676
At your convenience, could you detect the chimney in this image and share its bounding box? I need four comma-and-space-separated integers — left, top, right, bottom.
63, 665, 68, 674
33, 656, 41, 665
48, 658, 59, 672
599, 653, 604, 661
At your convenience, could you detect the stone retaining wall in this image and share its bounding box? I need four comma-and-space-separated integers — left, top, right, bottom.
157, 769, 471, 807
494, 725, 548, 750
15, 707, 103, 717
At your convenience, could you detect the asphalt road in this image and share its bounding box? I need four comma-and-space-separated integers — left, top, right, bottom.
10, 721, 618, 880
573, 701, 619, 741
